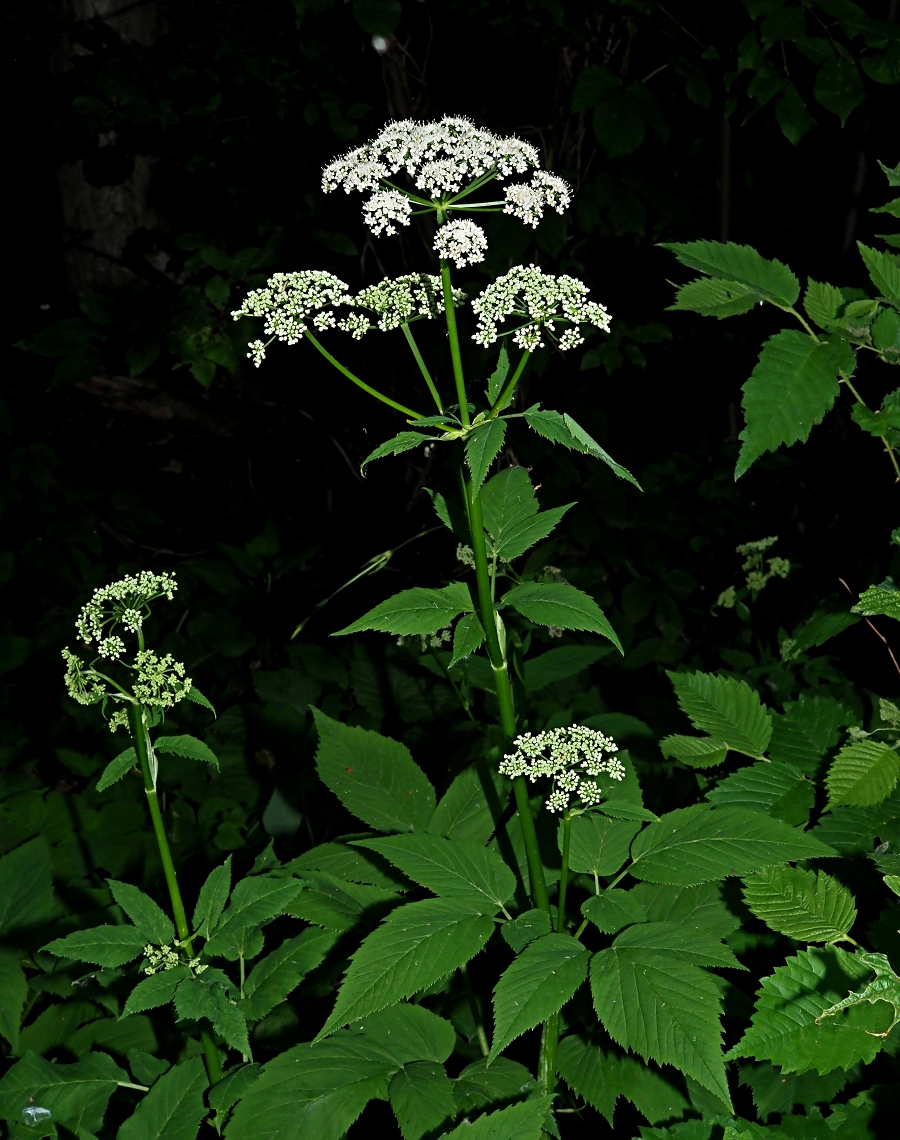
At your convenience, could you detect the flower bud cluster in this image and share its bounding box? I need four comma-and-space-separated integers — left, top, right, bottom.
63, 647, 106, 706
472, 265, 611, 352
499, 725, 624, 813
232, 271, 353, 365
346, 274, 465, 336
503, 171, 571, 228
76, 572, 178, 654
433, 220, 488, 268
133, 650, 192, 709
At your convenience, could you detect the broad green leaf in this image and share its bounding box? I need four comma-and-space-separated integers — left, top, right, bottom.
735, 330, 852, 478
313, 708, 436, 833
767, 696, 853, 773
610, 919, 743, 969
361, 431, 434, 473
501, 908, 552, 953
442, 1097, 551, 1140
727, 946, 890, 1073
335, 582, 472, 637
629, 805, 836, 886
826, 740, 900, 807
493, 504, 573, 561
286, 842, 403, 890
191, 857, 232, 940
783, 604, 860, 660
175, 974, 249, 1055
705, 760, 815, 826
743, 866, 856, 944
289, 869, 401, 932
240, 929, 338, 1021
596, 801, 659, 822
428, 764, 503, 845
489, 933, 588, 1061
803, 280, 844, 329
452, 1057, 536, 1112
107, 880, 174, 946
96, 747, 138, 792
0, 951, 26, 1049
204, 877, 304, 957
0, 837, 58, 937
557, 1037, 690, 1125
154, 734, 219, 769
481, 467, 538, 541
316, 898, 494, 1039
486, 343, 509, 404
853, 579, 900, 621
343, 1003, 457, 1067
815, 952, 900, 1038
357, 834, 515, 914
449, 612, 484, 667
628, 882, 741, 941
590, 947, 731, 1107
660, 240, 800, 305
872, 307, 900, 351
814, 57, 863, 125
502, 582, 623, 652
566, 815, 641, 880
122, 966, 191, 1017
523, 645, 607, 692
118, 1056, 207, 1140
43, 926, 147, 968
466, 418, 507, 495
582, 889, 647, 934
660, 735, 728, 769
207, 1063, 260, 1114
389, 1061, 456, 1140
669, 277, 760, 318
666, 670, 772, 757
857, 242, 900, 303
521, 406, 641, 488
0, 1050, 127, 1134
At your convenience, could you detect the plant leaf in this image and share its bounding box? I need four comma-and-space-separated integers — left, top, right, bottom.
0, 1050, 127, 1134
466, 418, 507, 496
853, 579, 900, 621
241, 929, 338, 1022
480, 467, 538, 540
175, 974, 250, 1055
609, 919, 744, 969
335, 582, 473, 637
557, 1036, 690, 1126
660, 240, 800, 305
487, 343, 510, 404
857, 242, 900, 303
122, 967, 192, 1017
705, 760, 815, 826
106, 880, 175, 945
183, 686, 216, 714
743, 865, 857, 944
815, 952, 900, 1038
628, 881, 741, 942
523, 645, 608, 692
357, 834, 515, 915
493, 504, 573, 562
118, 1056, 208, 1140
361, 432, 434, 474
0, 951, 26, 1050
521, 407, 641, 488
96, 747, 138, 792
768, 695, 854, 774
452, 1057, 537, 1112
826, 740, 900, 807
442, 1097, 552, 1140
313, 708, 436, 833
666, 670, 772, 757
389, 1061, 456, 1140
501, 908, 552, 953
566, 815, 641, 879
804, 280, 844, 329
735, 330, 852, 479
660, 735, 729, 769
502, 582, 623, 652
449, 612, 485, 667
204, 877, 304, 958
428, 764, 504, 845
154, 734, 219, 770
668, 276, 760, 318
629, 804, 836, 886
316, 898, 494, 1039
43, 925, 147, 968
0, 837, 58, 937
581, 889, 647, 934
192, 856, 232, 940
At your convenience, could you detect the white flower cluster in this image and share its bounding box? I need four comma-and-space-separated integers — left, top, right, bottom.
133, 650, 192, 709
434, 220, 488, 268
76, 571, 178, 655
62, 646, 106, 706
142, 944, 207, 976
499, 725, 624, 813
345, 273, 465, 337
362, 189, 413, 236
503, 171, 571, 228
471, 265, 612, 352
232, 271, 353, 365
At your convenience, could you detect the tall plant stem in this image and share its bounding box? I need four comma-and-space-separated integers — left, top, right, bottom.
401, 324, 444, 413
304, 331, 424, 419
557, 813, 572, 932
439, 259, 470, 428
128, 704, 223, 1086
538, 1015, 559, 1097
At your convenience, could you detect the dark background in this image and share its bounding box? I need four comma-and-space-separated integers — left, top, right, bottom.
3, 0, 900, 1129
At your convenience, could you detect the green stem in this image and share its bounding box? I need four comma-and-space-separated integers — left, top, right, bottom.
461, 964, 489, 1058
304, 331, 424, 420
557, 813, 572, 933
128, 704, 223, 1087
488, 350, 530, 417
781, 304, 821, 341
439, 258, 470, 428
537, 1013, 559, 1097
402, 324, 444, 412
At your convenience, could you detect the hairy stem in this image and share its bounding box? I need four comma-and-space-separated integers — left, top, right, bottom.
402, 323, 444, 412
304, 331, 424, 419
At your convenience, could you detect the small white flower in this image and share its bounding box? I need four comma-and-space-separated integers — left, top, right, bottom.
498, 725, 624, 814
434, 220, 488, 268
232, 271, 353, 348
503, 171, 571, 228
344, 273, 466, 335
362, 189, 412, 236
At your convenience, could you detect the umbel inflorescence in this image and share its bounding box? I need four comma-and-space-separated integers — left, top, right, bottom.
63, 572, 191, 724
500, 726, 625, 813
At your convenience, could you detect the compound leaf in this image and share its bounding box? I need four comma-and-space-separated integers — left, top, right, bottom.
502, 582, 622, 652
742, 866, 857, 944
174, 975, 249, 1056
240, 929, 338, 1022
204, 877, 304, 958
122, 966, 192, 1017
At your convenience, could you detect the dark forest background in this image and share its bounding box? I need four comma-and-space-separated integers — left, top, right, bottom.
3, 1, 899, 1129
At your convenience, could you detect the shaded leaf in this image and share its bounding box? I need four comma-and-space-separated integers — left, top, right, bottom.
743, 866, 857, 944
442, 1097, 551, 1140
501, 908, 552, 953
118, 1056, 207, 1140
581, 889, 647, 934
523, 645, 608, 692
107, 880, 174, 946
154, 735, 219, 770
240, 929, 338, 1021
361, 432, 434, 473
668, 277, 759, 318
557, 1036, 690, 1125
565, 815, 641, 879
335, 583, 472, 637
122, 967, 192, 1017
660, 240, 800, 305
96, 748, 138, 792
666, 671, 772, 757
449, 612, 484, 667
705, 760, 815, 826
826, 740, 900, 807
0, 951, 26, 1050
191, 857, 232, 940
205, 877, 304, 957
389, 1061, 456, 1140
174, 975, 249, 1055
660, 735, 728, 769
0, 837, 58, 937
0, 1050, 127, 1134
452, 1056, 536, 1113
428, 764, 504, 845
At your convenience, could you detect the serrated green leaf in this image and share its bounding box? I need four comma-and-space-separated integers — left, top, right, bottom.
705, 760, 815, 826
803, 280, 844, 329
466, 418, 507, 496
389, 1061, 456, 1140
502, 582, 622, 652
175, 974, 249, 1055
96, 747, 138, 792
450, 612, 484, 667
557, 1036, 690, 1125
487, 344, 510, 404
857, 242, 900, 303
122, 966, 191, 1017
494, 504, 573, 562
489, 934, 588, 1062
428, 764, 504, 845
521, 407, 641, 488
566, 814, 641, 880
727, 946, 890, 1074
118, 1056, 207, 1140
316, 898, 494, 1039
667, 670, 772, 757
582, 889, 647, 934
669, 277, 760, 318
596, 801, 659, 822
207, 1063, 260, 1114
154, 734, 219, 769
523, 645, 608, 692
361, 431, 434, 473
629, 805, 836, 886
107, 880, 174, 946
743, 866, 857, 944
443, 1097, 551, 1140
853, 579, 900, 620
289, 871, 399, 932
43, 925, 147, 968
590, 946, 731, 1107
0, 1050, 127, 1134
285, 842, 403, 890
501, 908, 552, 953
826, 739, 900, 807
768, 696, 853, 773
610, 919, 743, 969
735, 330, 852, 478
335, 582, 473, 637
344, 1003, 458, 1066
562, 413, 642, 488
660, 240, 800, 305
782, 605, 860, 659
357, 834, 515, 914
183, 686, 216, 715
204, 877, 304, 957
191, 857, 232, 940
660, 735, 729, 769
815, 951, 900, 1039
0, 951, 26, 1050
481, 467, 538, 541
628, 881, 741, 941
452, 1057, 536, 1112
313, 708, 436, 833
0, 837, 57, 937
240, 929, 338, 1021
